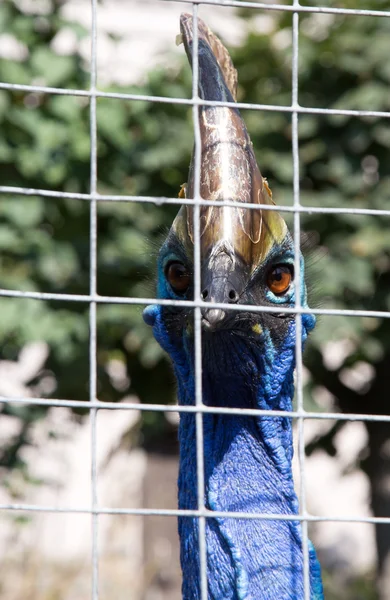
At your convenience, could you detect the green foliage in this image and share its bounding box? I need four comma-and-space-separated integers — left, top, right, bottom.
322, 568, 377, 600
1, 0, 389, 488
234, 8, 390, 387
0, 0, 190, 454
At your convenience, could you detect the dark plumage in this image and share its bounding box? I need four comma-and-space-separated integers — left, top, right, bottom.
144, 14, 324, 599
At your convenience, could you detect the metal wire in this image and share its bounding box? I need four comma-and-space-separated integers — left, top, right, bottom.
0, 1, 389, 599
162, 0, 390, 19
1, 185, 390, 217
291, 3, 310, 596
191, 6, 208, 598
89, 1, 99, 597
3, 501, 390, 525
1, 80, 390, 120
0, 286, 389, 320
2, 393, 390, 423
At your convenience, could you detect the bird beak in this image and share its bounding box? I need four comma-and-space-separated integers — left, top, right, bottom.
173, 14, 288, 327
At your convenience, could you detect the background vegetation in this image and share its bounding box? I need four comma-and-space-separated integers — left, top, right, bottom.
0, 0, 389, 598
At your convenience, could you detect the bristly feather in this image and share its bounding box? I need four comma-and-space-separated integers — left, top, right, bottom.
301, 230, 330, 326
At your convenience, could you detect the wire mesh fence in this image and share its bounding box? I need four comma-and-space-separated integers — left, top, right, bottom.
0, 1, 389, 599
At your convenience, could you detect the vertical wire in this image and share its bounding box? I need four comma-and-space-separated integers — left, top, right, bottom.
89, 1, 99, 599
291, 3, 310, 599
191, 4, 208, 599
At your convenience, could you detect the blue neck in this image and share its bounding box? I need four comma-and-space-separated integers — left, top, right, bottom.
175, 328, 323, 600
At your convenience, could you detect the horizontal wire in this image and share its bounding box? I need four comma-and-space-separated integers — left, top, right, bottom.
1, 501, 390, 524
162, 0, 390, 19
0, 82, 389, 119
2, 394, 390, 424
0, 287, 388, 320
1, 185, 390, 218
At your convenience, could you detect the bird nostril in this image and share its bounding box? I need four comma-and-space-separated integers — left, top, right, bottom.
201, 289, 208, 300
228, 289, 238, 302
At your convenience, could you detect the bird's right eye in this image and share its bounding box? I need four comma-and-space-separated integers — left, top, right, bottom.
165, 262, 190, 294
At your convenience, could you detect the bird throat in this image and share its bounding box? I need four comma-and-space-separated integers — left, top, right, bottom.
176, 328, 321, 600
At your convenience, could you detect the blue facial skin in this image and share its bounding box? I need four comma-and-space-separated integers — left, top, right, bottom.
143, 239, 323, 600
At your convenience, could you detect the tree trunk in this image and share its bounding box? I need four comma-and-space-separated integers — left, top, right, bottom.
143, 450, 181, 600
305, 346, 390, 597
366, 422, 390, 600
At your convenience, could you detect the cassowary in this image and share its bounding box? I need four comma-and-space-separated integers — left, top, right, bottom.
143, 14, 324, 600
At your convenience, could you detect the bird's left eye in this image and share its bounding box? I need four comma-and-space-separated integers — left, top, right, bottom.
165, 262, 191, 294
266, 264, 293, 295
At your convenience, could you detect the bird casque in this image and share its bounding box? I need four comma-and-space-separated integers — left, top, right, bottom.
143, 14, 324, 600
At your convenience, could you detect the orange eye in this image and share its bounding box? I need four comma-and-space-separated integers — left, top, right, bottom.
166, 262, 190, 294
267, 265, 292, 295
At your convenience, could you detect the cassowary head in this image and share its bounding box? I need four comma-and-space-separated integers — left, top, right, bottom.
145, 14, 315, 380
